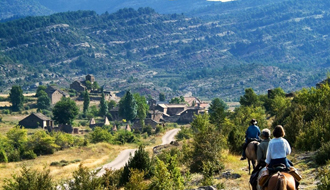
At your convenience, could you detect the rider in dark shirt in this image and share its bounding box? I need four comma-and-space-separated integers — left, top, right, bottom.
240, 119, 261, 160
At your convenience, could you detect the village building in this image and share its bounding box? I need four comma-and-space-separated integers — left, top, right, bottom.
45, 85, 70, 104
19, 112, 54, 128
70, 74, 95, 92
70, 81, 86, 92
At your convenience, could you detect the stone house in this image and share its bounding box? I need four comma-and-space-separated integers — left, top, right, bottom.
70, 81, 86, 92
70, 74, 95, 92
45, 85, 70, 104
19, 113, 54, 128
132, 118, 161, 131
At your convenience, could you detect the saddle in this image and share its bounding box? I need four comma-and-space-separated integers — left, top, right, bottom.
259, 165, 302, 188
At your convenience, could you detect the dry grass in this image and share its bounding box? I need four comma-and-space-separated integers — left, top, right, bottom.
0, 127, 169, 187
0, 143, 134, 186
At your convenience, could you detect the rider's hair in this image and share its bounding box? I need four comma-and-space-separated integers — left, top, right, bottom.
261, 129, 270, 138
273, 125, 285, 138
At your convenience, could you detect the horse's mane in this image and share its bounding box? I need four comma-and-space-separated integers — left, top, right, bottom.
275, 172, 287, 190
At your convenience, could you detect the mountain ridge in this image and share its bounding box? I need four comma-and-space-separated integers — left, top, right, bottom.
0, 1, 330, 100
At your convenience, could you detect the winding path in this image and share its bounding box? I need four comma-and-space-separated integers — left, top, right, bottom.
96, 128, 180, 176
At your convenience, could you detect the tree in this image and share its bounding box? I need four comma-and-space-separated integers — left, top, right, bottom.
52, 97, 79, 125
83, 90, 90, 115
208, 98, 228, 128
92, 81, 100, 91
37, 91, 51, 111
36, 85, 47, 97
85, 80, 92, 90
239, 88, 259, 107
134, 93, 149, 121
121, 145, 151, 185
159, 93, 165, 101
119, 90, 137, 121
108, 100, 116, 110
190, 114, 224, 173
9, 85, 24, 111
99, 92, 108, 116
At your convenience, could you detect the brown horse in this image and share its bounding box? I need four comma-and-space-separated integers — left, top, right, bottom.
267, 172, 296, 190
245, 140, 259, 174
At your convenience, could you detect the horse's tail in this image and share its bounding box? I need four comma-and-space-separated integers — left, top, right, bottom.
275, 172, 287, 190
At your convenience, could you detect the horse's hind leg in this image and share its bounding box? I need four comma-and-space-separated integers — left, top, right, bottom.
248, 160, 251, 174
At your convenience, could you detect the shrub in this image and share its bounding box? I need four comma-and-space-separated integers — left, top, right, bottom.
142, 125, 152, 136
52, 132, 74, 150
89, 127, 112, 143
79, 121, 88, 126
3, 166, 53, 190
21, 150, 37, 160
2, 109, 10, 114
113, 130, 137, 144
315, 142, 330, 165
317, 166, 330, 190
102, 168, 123, 189
125, 169, 148, 190
120, 145, 151, 186
0, 148, 8, 163
65, 164, 104, 189
50, 161, 60, 166
175, 127, 193, 141
28, 130, 57, 156
155, 125, 164, 134
7, 149, 21, 162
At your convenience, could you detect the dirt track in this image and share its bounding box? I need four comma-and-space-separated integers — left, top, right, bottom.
96, 128, 180, 176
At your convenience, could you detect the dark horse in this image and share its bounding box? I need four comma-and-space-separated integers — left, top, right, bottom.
245, 140, 259, 174
266, 172, 296, 190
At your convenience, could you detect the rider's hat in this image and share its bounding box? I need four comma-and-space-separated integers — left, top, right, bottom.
250, 119, 257, 125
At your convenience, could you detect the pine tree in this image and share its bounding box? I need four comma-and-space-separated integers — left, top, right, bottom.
9, 85, 24, 111
99, 92, 108, 116
83, 90, 90, 115
119, 90, 137, 121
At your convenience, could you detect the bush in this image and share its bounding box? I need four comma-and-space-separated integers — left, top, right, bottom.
102, 168, 123, 189
113, 130, 137, 145
142, 125, 152, 136
2, 109, 10, 114
89, 127, 112, 143
0, 148, 8, 163
155, 125, 164, 134
65, 164, 104, 189
315, 142, 330, 165
79, 121, 88, 126
7, 149, 21, 162
317, 166, 330, 190
50, 161, 60, 166
3, 166, 53, 190
125, 169, 148, 190
21, 150, 37, 160
176, 127, 193, 141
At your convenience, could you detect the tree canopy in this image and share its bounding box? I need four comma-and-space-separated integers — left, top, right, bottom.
119, 90, 137, 121
52, 97, 79, 125
9, 85, 24, 111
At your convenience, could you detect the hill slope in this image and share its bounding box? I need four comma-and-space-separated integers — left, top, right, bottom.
0, 0, 53, 21
1, 0, 330, 100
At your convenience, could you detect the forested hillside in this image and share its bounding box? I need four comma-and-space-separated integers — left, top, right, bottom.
1, 0, 330, 100
0, 0, 52, 21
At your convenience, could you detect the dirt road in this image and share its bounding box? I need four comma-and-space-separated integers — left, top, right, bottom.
96, 128, 180, 176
